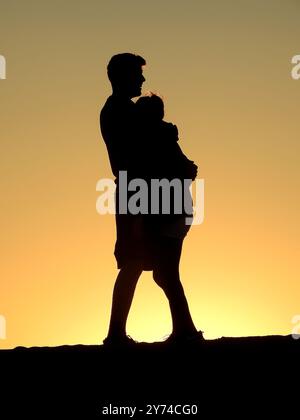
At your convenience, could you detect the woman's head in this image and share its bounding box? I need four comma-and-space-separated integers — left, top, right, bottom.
135, 93, 164, 121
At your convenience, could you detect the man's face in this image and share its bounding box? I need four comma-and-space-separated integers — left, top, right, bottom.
127, 66, 145, 98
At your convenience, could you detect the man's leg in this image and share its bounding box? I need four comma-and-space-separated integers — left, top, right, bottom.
152, 237, 197, 337
106, 260, 143, 339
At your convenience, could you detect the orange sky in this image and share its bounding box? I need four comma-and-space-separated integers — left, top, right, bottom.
1, 1, 299, 349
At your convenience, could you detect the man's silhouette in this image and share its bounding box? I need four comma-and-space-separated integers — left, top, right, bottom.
100, 53, 202, 346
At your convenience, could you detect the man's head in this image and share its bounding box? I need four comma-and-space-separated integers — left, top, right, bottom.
107, 53, 146, 98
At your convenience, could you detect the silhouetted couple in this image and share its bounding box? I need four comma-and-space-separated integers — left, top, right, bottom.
100, 53, 203, 346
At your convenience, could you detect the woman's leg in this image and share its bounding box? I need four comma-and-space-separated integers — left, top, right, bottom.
152, 237, 197, 337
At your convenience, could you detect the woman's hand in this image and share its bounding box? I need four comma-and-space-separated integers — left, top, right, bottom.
185, 161, 198, 180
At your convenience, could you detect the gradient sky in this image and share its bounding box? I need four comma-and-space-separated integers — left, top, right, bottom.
1, 0, 299, 349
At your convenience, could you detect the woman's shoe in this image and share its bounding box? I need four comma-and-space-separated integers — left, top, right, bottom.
103, 334, 138, 348
164, 330, 205, 346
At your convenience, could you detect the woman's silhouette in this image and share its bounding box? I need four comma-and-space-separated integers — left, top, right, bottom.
100, 53, 203, 346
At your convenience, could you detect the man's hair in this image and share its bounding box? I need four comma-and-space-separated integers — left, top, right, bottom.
107, 53, 146, 85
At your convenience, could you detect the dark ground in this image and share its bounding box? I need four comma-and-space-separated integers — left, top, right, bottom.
1, 335, 299, 418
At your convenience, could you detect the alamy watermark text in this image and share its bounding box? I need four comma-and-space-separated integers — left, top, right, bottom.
0, 54, 6, 79
96, 171, 204, 225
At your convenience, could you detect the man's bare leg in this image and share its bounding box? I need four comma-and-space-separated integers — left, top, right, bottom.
106, 260, 143, 339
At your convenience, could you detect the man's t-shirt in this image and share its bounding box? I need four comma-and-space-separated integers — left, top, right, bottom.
100, 94, 142, 180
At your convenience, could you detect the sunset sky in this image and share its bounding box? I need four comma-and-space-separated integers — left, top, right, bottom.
1, 0, 299, 349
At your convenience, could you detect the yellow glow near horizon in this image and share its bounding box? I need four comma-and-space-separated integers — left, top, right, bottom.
1, 1, 300, 349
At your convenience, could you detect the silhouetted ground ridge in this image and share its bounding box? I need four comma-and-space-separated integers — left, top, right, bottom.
1, 335, 298, 417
